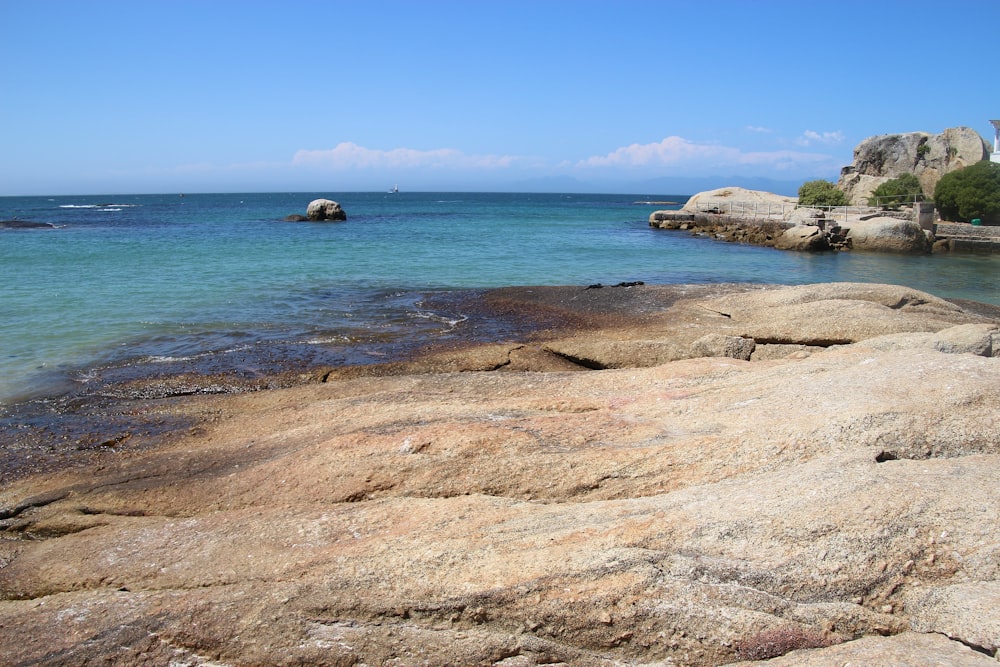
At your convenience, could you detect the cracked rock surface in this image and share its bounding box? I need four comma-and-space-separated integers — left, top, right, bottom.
1, 283, 998, 665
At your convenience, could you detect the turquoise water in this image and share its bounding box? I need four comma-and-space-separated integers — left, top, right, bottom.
1, 191, 997, 404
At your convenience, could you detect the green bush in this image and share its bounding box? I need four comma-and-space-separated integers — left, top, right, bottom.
933, 161, 1000, 224
798, 180, 849, 207
868, 173, 923, 209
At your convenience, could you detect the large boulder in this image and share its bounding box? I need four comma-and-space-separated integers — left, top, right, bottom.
844, 217, 931, 253
838, 127, 989, 205
773, 224, 830, 251
305, 198, 347, 221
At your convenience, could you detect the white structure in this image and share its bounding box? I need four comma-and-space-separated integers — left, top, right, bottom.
991, 120, 1000, 163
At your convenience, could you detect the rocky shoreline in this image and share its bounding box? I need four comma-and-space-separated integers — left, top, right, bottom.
1, 282, 999, 665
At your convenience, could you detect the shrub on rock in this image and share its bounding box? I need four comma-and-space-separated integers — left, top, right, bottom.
798, 179, 849, 207
869, 173, 923, 209
933, 160, 1000, 224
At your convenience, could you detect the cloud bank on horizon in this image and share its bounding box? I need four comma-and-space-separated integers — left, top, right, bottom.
288, 133, 845, 188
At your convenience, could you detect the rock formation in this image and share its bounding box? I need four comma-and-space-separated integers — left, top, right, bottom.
838, 127, 989, 205
652, 186, 934, 254
1, 283, 998, 666
305, 198, 347, 221
680, 186, 797, 214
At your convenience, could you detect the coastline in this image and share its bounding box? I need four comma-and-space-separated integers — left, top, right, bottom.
0, 283, 750, 483
3, 280, 999, 482
2, 280, 1000, 665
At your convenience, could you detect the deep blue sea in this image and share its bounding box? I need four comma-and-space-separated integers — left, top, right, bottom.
1, 191, 997, 405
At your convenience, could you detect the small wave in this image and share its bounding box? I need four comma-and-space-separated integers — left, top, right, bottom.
296, 334, 353, 345
144, 355, 195, 363
409, 311, 468, 329
59, 203, 137, 210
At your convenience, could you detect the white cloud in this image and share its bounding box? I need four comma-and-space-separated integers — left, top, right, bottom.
574, 136, 836, 173
292, 142, 519, 169
796, 130, 845, 147
746, 125, 773, 133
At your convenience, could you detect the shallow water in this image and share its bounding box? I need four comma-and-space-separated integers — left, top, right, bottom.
1, 191, 997, 404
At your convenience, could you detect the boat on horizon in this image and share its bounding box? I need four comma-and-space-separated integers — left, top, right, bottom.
389, 184, 398, 194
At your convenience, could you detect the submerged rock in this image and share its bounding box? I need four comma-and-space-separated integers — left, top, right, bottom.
0, 220, 56, 229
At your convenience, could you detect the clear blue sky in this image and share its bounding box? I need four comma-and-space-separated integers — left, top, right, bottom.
2, 0, 996, 195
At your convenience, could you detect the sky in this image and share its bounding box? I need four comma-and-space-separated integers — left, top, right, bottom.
1, 0, 997, 196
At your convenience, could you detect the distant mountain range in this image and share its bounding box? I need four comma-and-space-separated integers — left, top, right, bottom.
506, 175, 813, 197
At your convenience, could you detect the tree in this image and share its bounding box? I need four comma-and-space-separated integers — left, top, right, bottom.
868, 173, 923, 209
933, 161, 1000, 225
798, 180, 849, 207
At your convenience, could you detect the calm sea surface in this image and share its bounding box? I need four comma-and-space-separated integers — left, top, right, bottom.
1, 191, 997, 404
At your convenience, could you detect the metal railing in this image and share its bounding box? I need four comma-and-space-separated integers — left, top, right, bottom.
871, 193, 925, 209
691, 201, 795, 217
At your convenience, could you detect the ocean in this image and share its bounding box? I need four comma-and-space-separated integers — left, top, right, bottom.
1, 191, 997, 406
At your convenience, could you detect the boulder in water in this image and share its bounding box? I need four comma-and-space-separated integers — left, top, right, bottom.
305, 199, 347, 222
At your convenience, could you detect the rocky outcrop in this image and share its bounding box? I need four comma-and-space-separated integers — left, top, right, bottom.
1, 283, 998, 666
838, 127, 989, 205
305, 198, 347, 221
681, 186, 798, 214
650, 187, 799, 248
653, 185, 934, 254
